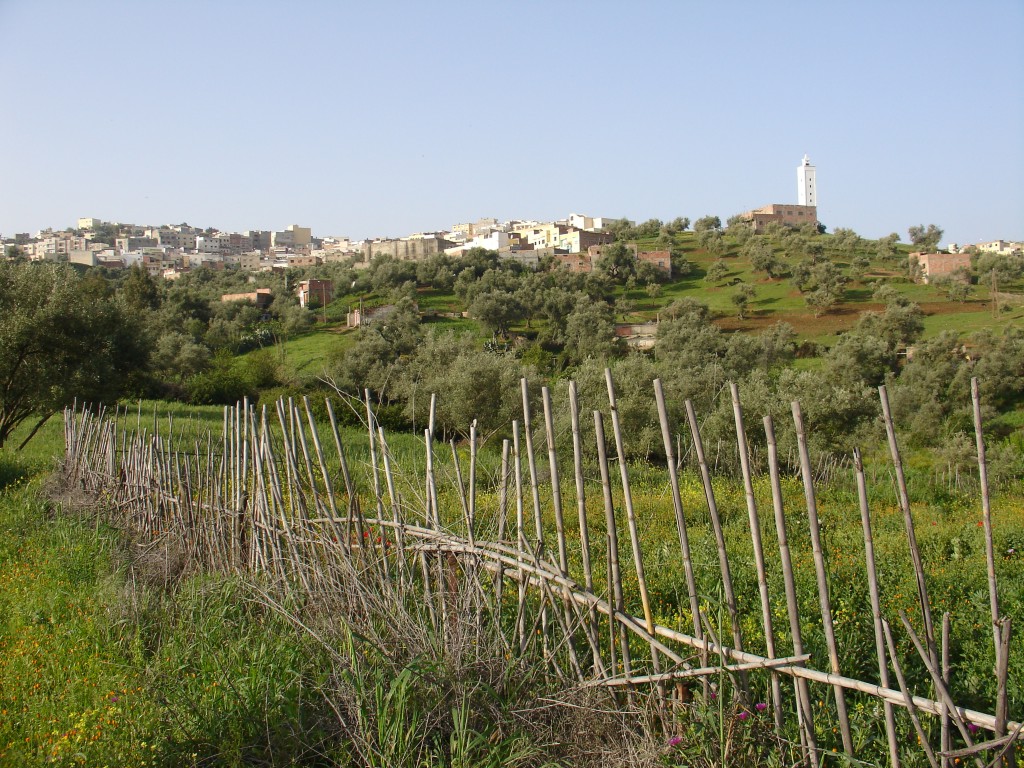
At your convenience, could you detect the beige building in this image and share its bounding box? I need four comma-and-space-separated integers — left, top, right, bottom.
272, 224, 312, 251
911, 252, 972, 283
554, 252, 593, 274
554, 228, 614, 253
358, 235, 455, 264
975, 240, 1023, 256
116, 236, 157, 253
296, 279, 333, 308
513, 223, 569, 249
638, 249, 671, 277
287, 254, 323, 268
32, 234, 87, 261
566, 213, 615, 231
741, 204, 818, 233
221, 288, 273, 308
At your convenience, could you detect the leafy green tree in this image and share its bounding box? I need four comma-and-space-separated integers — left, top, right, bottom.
634, 259, 664, 286
634, 218, 663, 239
187, 351, 257, 405
604, 218, 638, 241
694, 216, 724, 254
946, 280, 972, 303
725, 215, 753, 244
594, 242, 637, 281
390, 330, 524, 440
976, 251, 1024, 285
908, 224, 943, 251
514, 272, 546, 329
850, 253, 871, 279
704, 259, 729, 284
858, 300, 924, 349
563, 297, 617, 363
693, 215, 722, 234
120, 264, 161, 312
758, 322, 797, 370
538, 285, 579, 345
615, 295, 635, 321
805, 288, 837, 317
470, 290, 522, 337
803, 261, 848, 316
655, 299, 724, 371
827, 332, 897, 388
731, 282, 756, 319
790, 259, 813, 292
828, 228, 862, 258
662, 217, 690, 235
0, 262, 149, 448
876, 232, 901, 261
699, 230, 727, 256
744, 236, 784, 278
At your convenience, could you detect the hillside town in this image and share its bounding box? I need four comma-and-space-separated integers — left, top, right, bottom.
3, 156, 1020, 284
3, 213, 1019, 280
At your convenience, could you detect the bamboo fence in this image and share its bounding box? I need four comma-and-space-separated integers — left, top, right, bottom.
61, 376, 1019, 766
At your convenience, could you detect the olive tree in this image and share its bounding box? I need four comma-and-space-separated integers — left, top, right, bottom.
0, 262, 148, 448
908, 224, 943, 251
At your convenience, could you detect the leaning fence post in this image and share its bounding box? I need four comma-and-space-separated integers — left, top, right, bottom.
654, 379, 706, 697
791, 400, 854, 756
568, 380, 604, 678
855, 447, 901, 768
684, 399, 747, 699
605, 369, 662, 687
730, 382, 783, 732
879, 384, 939, 674
594, 410, 631, 691
765, 415, 817, 766
971, 376, 1006, 737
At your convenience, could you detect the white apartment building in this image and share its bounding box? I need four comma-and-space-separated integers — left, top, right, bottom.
976, 240, 1023, 256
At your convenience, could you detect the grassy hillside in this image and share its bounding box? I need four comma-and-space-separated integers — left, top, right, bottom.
251, 231, 1023, 385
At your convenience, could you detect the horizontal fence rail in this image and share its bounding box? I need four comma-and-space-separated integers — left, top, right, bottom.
61, 376, 1019, 767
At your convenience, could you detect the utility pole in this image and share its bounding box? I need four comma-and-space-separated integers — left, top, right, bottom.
991, 269, 998, 318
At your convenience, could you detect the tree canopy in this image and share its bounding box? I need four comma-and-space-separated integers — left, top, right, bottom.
0, 262, 148, 448
908, 224, 943, 251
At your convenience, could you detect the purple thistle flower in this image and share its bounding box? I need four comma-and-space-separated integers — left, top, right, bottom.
755, 702, 768, 712
668, 736, 683, 747
967, 723, 980, 734
737, 711, 750, 721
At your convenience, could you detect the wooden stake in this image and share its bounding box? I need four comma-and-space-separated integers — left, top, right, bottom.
569, 380, 604, 677
604, 368, 661, 684
653, 379, 706, 686
764, 414, 817, 765
730, 382, 783, 731
855, 447, 901, 768
594, 410, 631, 688
791, 400, 854, 755
971, 378, 1004, 688
684, 399, 747, 696
879, 384, 939, 673
884, 620, 941, 768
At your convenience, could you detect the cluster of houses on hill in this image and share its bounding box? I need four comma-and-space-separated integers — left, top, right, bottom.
1, 214, 680, 281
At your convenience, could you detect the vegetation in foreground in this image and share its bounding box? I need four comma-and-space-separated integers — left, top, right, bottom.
2, 400, 1022, 767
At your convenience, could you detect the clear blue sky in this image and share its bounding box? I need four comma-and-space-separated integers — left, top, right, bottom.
2, 0, 1022, 247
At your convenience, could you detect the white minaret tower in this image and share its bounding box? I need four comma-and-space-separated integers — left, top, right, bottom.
797, 154, 816, 207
